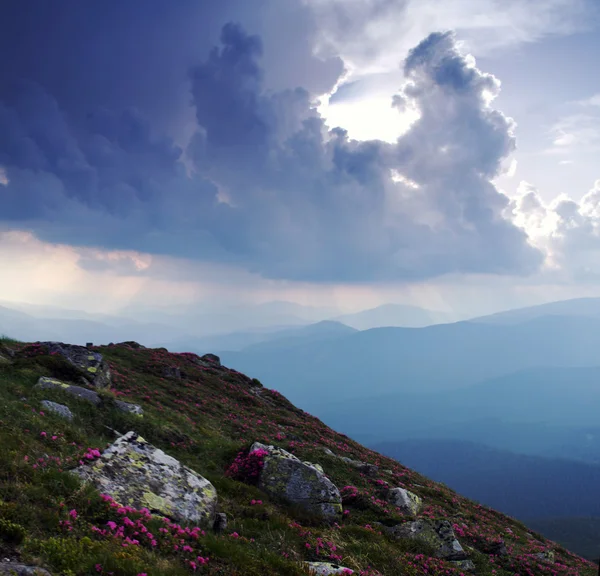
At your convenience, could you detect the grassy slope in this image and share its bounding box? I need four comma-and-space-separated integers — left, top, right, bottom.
0, 337, 597, 576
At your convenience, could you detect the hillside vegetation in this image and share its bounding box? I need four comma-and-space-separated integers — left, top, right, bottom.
0, 337, 596, 575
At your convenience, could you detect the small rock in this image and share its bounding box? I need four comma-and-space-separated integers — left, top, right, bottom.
114, 400, 144, 416
201, 353, 221, 366
0, 562, 52, 575
450, 559, 476, 572
40, 400, 74, 421
386, 487, 422, 516
533, 550, 555, 563
73, 431, 217, 527
304, 562, 354, 575
213, 512, 228, 534
162, 366, 181, 379
487, 541, 508, 556
35, 377, 101, 406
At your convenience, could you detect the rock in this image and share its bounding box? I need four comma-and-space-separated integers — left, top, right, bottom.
73, 431, 217, 527
250, 442, 342, 521
38, 342, 111, 388
304, 561, 354, 575
213, 512, 228, 533
119, 341, 145, 349
40, 400, 74, 421
388, 519, 468, 561
0, 563, 52, 575
114, 400, 144, 416
533, 550, 555, 563
85, 342, 93, 348
321, 447, 379, 476
201, 353, 220, 366
486, 541, 508, 556
386, 487, 422, 516
450, 559, 476, 572
162, 366, 181, 379
35, 377, 101, 406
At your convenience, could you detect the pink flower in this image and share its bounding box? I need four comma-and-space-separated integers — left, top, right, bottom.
69, 509, 78, 519
40, 431, 47, 437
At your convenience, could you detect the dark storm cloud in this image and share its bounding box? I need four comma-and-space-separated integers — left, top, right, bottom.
0, 2, 542, 282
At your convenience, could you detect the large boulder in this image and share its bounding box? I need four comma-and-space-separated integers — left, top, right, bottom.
250, 442, 342, 521
386, 487, 422, 515
387, 519, 468, 561
73, 431, 217, 527
35, 377, 101, 406
39, 341, 111, 388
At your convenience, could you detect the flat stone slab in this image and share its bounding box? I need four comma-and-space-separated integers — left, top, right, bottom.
35, 377, 101, 405
73, 431, 217, 527
251, 442, 342, 521
40, 400, 74, 421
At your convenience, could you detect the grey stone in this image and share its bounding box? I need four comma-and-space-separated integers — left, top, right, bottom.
40, 400, 74, 421
35, 377, 101, 406
304, 561, 354, 574
388, 519, 468, 561
450, 559, 476, 572
73, 431, 217, 527
533, 550, 555, 563
250, 442, 342, 521
114, 400, 144, 416
213, 512, 228, 533
201, 353, 220, 366
38, 341, 111, 388
0, 563, 52, 575
386, 487, 422, 515
162, 366, 181, 379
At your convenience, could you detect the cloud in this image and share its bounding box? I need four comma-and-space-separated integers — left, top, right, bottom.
0, 14, 542, 283
508, 179, 600, 280
304, 0, 596, 75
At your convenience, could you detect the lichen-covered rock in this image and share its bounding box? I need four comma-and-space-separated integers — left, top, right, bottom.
386, 487, 422, 515
73, 431, 217, 527
40, 400, 74, 421
38, 341, 111, 388
534, 550, 555, 563
388, 519, 468, 561
304, 561, 354, 575
114, 399, 144, 416
0, 562, 52, 575
35, 377, 101, 405
250, 442, 342, 521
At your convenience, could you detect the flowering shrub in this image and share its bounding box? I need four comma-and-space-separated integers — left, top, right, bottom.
225, 448, 269, 484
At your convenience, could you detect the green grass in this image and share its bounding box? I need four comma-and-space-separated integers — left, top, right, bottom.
0, 339, 597, 575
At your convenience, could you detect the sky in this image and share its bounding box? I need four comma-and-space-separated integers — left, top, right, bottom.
1, 0, 600, 319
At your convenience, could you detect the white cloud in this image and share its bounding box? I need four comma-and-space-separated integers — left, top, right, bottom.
0, 166, 8, 186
